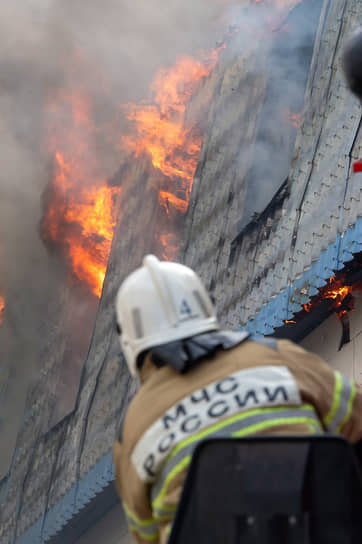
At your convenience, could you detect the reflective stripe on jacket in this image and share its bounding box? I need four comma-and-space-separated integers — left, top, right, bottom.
113, 337, 362, 544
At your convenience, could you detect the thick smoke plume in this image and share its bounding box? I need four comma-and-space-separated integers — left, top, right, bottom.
0, 0, 320, 477
0, 0, 240, 478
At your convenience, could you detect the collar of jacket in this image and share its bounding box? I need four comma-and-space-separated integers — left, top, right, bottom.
148, 329, 251, 375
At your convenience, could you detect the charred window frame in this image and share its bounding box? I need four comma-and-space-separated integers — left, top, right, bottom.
232, 0, 324, 244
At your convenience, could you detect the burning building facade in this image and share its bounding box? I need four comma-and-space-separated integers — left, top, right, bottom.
0, 0, 361, 542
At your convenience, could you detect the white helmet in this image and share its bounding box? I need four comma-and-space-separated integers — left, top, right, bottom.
115, 255, 219, 376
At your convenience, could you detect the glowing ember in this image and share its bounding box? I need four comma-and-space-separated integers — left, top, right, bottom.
289, 112, 301, 129
0, 295, 4, 325
303, 277, 354, 314
43, 88, 120, 298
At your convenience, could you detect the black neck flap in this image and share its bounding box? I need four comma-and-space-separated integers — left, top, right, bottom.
150, 330, 250, 374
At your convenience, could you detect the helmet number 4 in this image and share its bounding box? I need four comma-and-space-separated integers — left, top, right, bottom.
180, 299, 192, 317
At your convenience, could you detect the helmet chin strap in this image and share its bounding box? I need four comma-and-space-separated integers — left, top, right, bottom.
143, 255, 179, 328
150, 330, 250, 374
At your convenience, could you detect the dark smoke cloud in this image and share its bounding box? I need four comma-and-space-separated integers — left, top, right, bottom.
225, 0, 324, 232
0, 0, 241, 478
0, 0, 319, 477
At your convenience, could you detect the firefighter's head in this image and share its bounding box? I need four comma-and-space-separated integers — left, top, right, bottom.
115, 255, 219, 376
342, 27, 362, 102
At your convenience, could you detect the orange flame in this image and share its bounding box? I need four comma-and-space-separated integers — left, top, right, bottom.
289, 112, 301, 129
123, 48, 223, 195
122, 46, 224, 259
159, 233, 180, 261
284, 109, 301, 129
43, 88, 120, 298
159, 191, 188, 216
0, 295, 4, 325
303, 276, 354, 314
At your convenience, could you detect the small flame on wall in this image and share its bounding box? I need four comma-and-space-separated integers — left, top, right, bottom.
284, 272, 362, 328
0, 295, 5, 325
284, 109, 301, 129
40, 0, 305, 293
303, 277, 355, 315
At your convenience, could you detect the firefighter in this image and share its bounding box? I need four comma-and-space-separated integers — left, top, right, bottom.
113, 255, 362, 544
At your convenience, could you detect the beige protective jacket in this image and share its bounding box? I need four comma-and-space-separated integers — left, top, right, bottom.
113, 337, 362, 544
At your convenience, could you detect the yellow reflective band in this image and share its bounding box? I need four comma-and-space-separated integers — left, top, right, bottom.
307, 421, 321, 434
231, 416, 322, 437
123, 502, 157, 527
338, 380, 356, 433
153, 455, 191, 511
152, 411, 321, 512
163, 404, 314, 468
130, 528, 159, 542
128, 524, 159, 541
324, 371, 343, 427
153, 512, 175, 522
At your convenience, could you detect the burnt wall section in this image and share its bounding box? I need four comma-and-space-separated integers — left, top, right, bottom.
181, 35, 272, 302
181, 0, 362, 330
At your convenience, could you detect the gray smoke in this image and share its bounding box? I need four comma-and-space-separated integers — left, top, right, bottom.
0, 0, 241, 478
224, 0, 324, 232
0, 0, 322, 477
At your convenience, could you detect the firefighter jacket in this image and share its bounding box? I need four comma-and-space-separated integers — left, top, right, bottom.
113, 335, 362, 544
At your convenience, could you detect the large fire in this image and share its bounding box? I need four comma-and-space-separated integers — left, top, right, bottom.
42, 46, 224, 287
121, 47, 225, 259
41, 0, 304, 293
285, 110, 301, 129
42, 89, 121, 298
